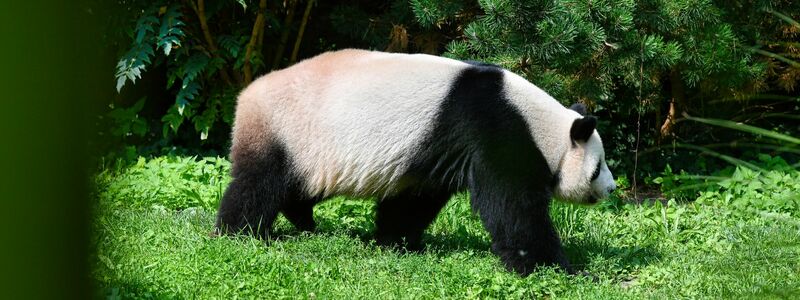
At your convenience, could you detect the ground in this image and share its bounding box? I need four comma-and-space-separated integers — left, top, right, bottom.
92, 156, 800, 299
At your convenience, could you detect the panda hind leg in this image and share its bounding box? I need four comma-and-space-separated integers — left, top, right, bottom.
282, 197, 318, 232
216, 172, 283, 239
374, 189, 451, 251
216, 144, 290, 239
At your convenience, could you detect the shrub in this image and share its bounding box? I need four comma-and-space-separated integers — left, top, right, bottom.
96, 156, 231, 210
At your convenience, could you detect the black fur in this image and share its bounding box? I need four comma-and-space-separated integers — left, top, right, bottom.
374, 188, 451, 251
216, 141, 318, 238
282, 199, 318, 232
570, 116, 597, 143
401, 63, 572, 275
219, 61, 574, 276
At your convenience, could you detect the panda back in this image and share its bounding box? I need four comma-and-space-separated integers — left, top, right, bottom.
243, 50, 468, 197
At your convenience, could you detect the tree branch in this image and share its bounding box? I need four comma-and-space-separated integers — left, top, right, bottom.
244, 0, 268, 84
272, 0, 299, 69
289, 0, 315, 65
660, 68, 685, 141
187, 0, 236, 86
257, 8, 267, 51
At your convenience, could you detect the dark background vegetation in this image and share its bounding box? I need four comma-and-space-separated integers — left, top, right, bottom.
2, 0, 798, 298
100, 0, 799, 184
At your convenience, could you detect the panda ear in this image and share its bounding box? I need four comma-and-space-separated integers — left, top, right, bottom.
569, 103, 587, 116
570, 116, 597, 143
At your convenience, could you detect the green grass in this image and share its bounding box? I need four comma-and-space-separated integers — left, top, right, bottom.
92, 156, 800, 299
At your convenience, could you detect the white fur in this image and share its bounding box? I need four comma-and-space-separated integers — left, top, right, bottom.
241, 49, 615, 202
501, 70, 579, 172
501, 71, 615, 203
242, 50, 467, 197
552, 133, 616, 203
593, 159, 616, 199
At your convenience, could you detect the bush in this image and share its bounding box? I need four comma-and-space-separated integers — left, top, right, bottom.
96, 156, 231, 210
654, 154, 800, 217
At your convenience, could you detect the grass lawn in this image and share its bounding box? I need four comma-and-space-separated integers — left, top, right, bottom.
92, 156, 800, 299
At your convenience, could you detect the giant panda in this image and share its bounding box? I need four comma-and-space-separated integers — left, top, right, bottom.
216, 49, 616, 275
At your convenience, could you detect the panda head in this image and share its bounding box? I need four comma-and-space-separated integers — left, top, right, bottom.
552, 104, 616, 205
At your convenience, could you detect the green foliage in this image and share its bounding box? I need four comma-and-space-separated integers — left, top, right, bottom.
328, 1, 418, 50
106, 98, 148, 138
96, 156, 231, 210
107, 1, 264, 148
654, 154, 800, 216
412, 0, 800, 177
667, 91, 800, 203
698, 160, 800, 217
651, 164, 703, 200
410, 0, 469, 28
115, 7, 156, 92
156, 6, 185, 56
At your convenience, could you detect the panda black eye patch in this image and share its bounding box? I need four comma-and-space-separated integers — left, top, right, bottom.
591, 160, 602, 181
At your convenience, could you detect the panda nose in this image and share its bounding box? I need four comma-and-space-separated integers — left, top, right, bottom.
607, 186, 616, 194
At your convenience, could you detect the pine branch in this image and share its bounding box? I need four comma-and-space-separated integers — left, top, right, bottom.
244, 0, 268, 84
290, 0, 315, 64
187, 0, 236, 86
272, 0, 299, 69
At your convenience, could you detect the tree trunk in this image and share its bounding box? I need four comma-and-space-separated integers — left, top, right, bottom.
289, 0, 314, 65
244, 0, 268, 84
271, 0, 299, 69
660, 68, 685, 141
188, 0, 235, 87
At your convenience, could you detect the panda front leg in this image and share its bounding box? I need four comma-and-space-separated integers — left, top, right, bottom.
471, 188, 572, 276
374, 189, 451, 251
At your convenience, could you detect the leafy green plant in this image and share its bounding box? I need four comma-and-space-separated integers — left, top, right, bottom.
697, 159, 800, 217
665, 97, 799, 207
114, 3, 244, 144
650, 164, 716, 201
649, 10, 800, 203
106, 0, 301, 149
106, 97, 148, 138
652, 154, 800, 218
96, 156, 231, 210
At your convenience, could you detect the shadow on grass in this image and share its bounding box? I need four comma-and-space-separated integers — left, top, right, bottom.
563, 237, 661, 272
271, 213, 660, 276
254, 192, 664, 276
268, 214, 374, 245
422, 231, 491, 252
